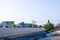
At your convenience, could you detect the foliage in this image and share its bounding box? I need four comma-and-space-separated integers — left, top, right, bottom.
0, 26, 3, 28
8, 24, 16, 28
32, 24, 38, 28
39, 25, 43, 28
43, 20, 54, 31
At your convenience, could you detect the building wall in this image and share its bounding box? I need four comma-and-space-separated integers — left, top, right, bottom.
17, 22, 31, 28
2, 21, 14, 28
17, 23, 32, 28
17, 22, 38, 28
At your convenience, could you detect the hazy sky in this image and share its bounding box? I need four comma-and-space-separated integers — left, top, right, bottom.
0, 0, 60, 25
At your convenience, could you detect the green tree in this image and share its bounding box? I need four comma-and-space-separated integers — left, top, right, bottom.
0, 26, 3, 28
8, 24, 16, 28
43, 20, 54, 31
0, 23, 3, 28
33, 24, 38, 28
39, 25, 43, 28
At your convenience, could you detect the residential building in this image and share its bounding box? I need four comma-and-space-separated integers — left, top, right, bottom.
17, 22, 38, 28
2, 21, 14, 28
17, 22, 32, 28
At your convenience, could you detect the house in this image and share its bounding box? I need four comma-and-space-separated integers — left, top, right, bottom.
17, 22, 38, 28
17, 22, 32, 28
2, 21, 14, 28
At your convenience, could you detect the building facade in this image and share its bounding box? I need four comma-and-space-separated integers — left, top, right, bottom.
17, 22, 38, 28
2, 21, 14, 28
17, 22, 32, 28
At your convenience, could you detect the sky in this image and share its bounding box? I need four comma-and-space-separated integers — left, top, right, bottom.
0, 0, 60, 25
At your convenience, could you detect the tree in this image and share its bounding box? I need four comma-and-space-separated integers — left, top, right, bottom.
0, 26, 3, 28
39, 25, 43, 28
43, 20, 54, 31
33, 24, 38, 28
8, 24, 16, 28
0, 23, 3, 28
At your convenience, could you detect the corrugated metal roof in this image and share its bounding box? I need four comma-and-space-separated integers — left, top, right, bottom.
0, 28, 45, 38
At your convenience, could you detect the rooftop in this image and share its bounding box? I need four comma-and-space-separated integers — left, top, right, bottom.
0, 28, 45, 39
